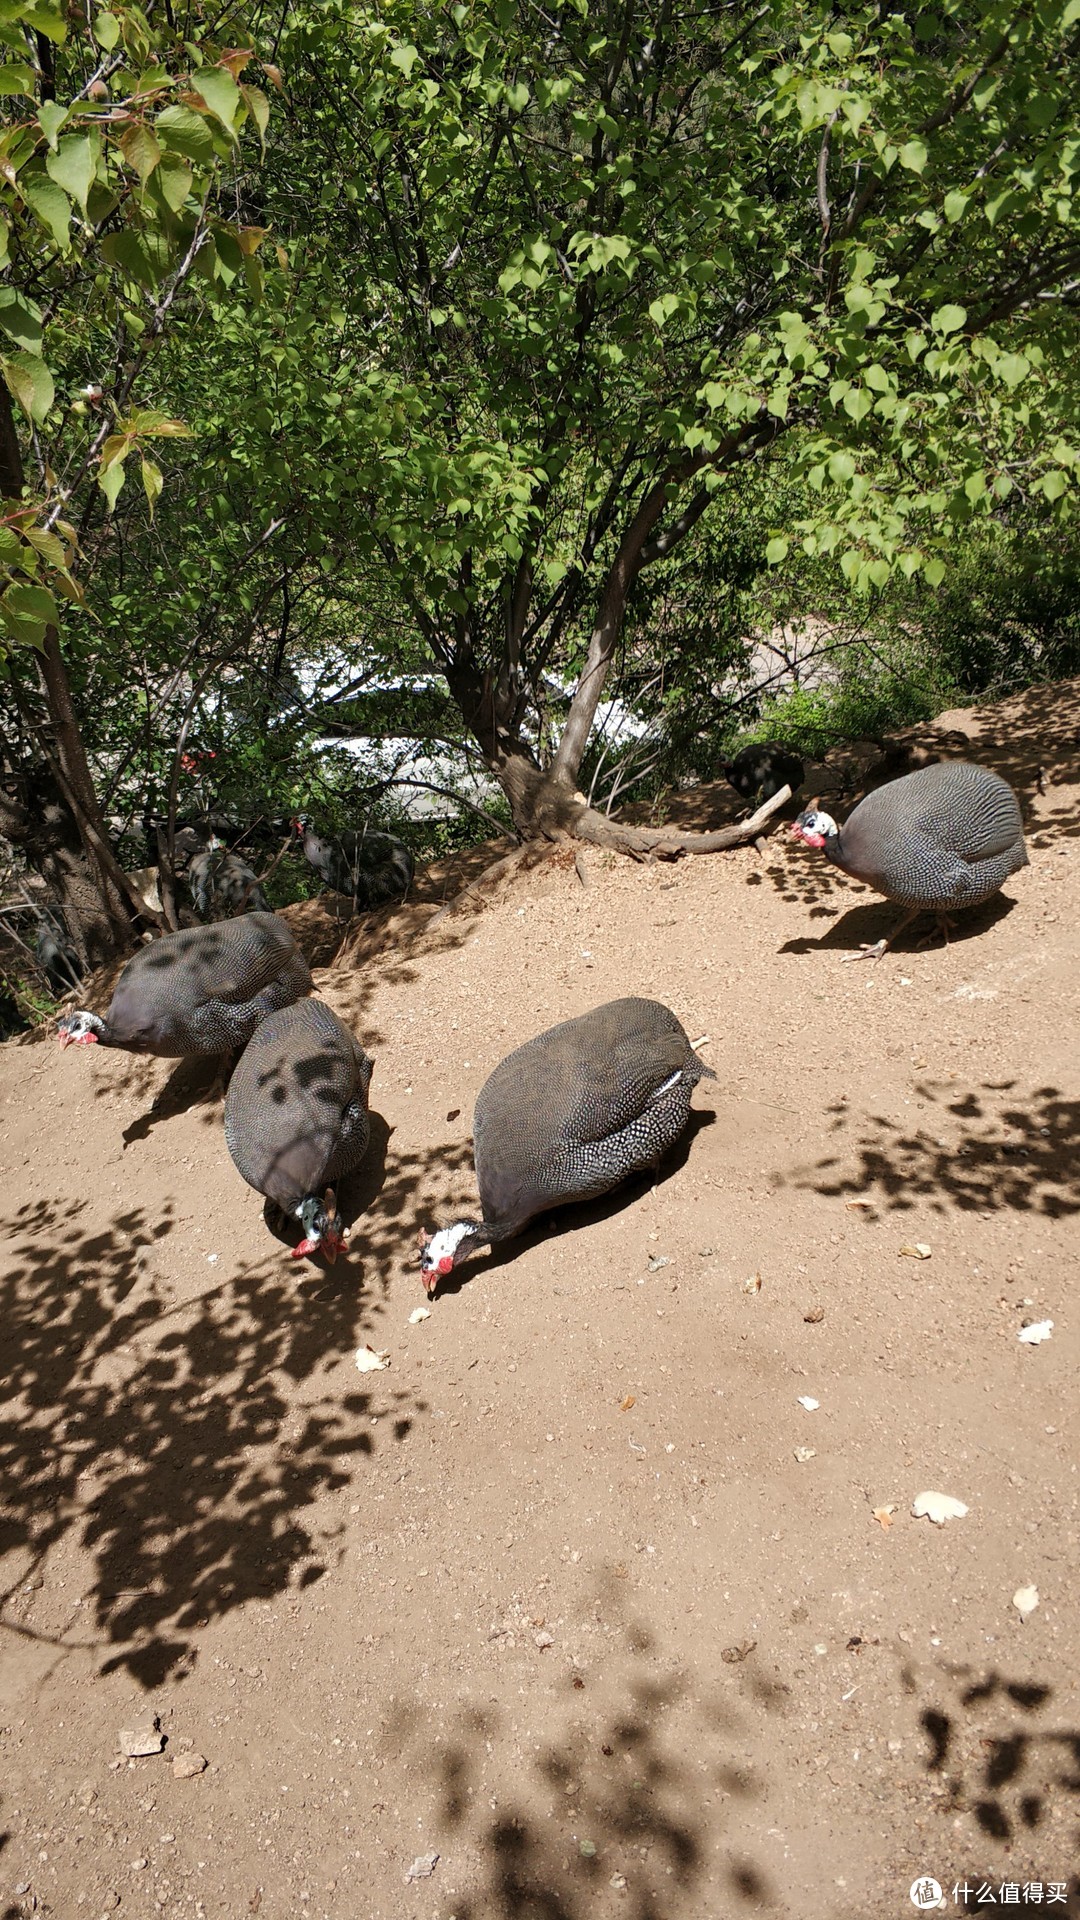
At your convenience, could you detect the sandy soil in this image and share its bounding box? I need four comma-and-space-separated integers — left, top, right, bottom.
1, 679, 1078, 1920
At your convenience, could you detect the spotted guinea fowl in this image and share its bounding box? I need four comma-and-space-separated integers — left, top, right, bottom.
418, 998, 714, 1291
293, 817, 413, 910
224, 997, 373, 1263
57, 913, 311, 1055
789, 760, 1028, 960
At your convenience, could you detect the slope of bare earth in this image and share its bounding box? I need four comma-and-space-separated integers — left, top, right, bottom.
1, 677, 1078, 1920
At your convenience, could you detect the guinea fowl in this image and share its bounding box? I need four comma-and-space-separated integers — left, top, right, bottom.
293, 817, 414, 909
188, 837, 268, 918
57, 913, 311, 1055
419, 998, 714, 1292
721, 742, 805, 805
789, 760, 1028, 959
224, 997, 373, 1263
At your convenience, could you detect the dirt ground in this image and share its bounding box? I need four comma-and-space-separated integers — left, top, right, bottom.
1, 678, 1078, 1920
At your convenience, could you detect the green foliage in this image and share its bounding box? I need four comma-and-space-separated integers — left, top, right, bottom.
0, 0, 274, 654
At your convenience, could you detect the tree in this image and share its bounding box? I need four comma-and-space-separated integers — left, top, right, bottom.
0, 0, 274, 956
264, 0, 1080, 855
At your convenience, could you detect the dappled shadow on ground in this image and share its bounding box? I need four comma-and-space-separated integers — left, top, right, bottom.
0, 1191, 426, 1689
407, 1656, 780, 1919
910, 1659, 1080, 1913
787, 1078, 1079, 1218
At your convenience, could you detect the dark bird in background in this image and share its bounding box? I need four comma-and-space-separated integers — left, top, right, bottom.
293, 816, 414, 911
721, 742, 805, 806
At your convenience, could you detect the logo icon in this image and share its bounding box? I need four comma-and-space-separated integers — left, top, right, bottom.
910, 1880, 943, 1911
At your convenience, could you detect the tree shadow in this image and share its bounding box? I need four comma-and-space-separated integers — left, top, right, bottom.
424, 1105, 718, 1299
788, 1079, 1079, 1217
0, 1189, 427, 1689
405, 1658, 778, 1918
909, 1659, 1080, 1912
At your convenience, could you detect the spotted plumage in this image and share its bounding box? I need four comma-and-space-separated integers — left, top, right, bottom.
790, 759, 1028, 957
224, 997, 373, 1262
57, 913, 311, 1056
419, 998, 714, 1288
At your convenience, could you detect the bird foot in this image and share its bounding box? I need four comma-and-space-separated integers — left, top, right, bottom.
840, 940, 888, 963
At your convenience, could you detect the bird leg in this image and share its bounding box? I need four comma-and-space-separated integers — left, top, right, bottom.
840, 906, 923, 962
914, 912, 958, 950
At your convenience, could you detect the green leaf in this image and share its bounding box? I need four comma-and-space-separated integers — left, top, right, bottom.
239, 83, 269, 149
3, 351, 54, 423
155, 155, 193, 211
29, 7, 67, 45
931, 303, 966, 335
997, 352, 1030, 390
0, 527, 22, 565
842, 388, 872, 422
119, 122, 162, 183
649, 292, 680, 327
46, 135, 94, 211
140, 457, 163, 518
898, 139, 928, 174
37, 100, 68, 148
93, 9, 120, 47
6, 582, 58, 627
25, 526, 67, 567
1039, 470, 1068, 501
0, 289, 42, 351
765, 535, 789, 563
0, 63, 36, 97
0, 595, 47, 650
194, 65, 241, 135
923, 557, 946, 586
98, 458, 126, 510
390, 43, 420, 76
21, 174, 71, 251
156, 103, 216, 164
828, 450, 856, 482
943, 190, 969, 223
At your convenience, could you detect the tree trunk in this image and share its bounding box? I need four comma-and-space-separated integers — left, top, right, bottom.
0, 384, 153, 957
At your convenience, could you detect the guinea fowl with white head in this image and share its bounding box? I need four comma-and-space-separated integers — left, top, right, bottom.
224, 997, 374, 1263
789, 759, 1028, 959
57, 913, 311, 1055
419, 997, 715, 1292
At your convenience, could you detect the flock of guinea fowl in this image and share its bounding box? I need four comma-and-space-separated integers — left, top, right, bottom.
56, 756, 1029, 1285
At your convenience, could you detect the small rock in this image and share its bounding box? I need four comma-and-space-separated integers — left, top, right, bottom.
404, 1852, 439, 1882
647, 1254, 669, 1272
610, 1874, 627, 1889
742, 1272, 762, 1295
797, 1396, 820, 1411
534, 1630, 554, 1650
793, 1446, 816, 1464
579, 1840, 597, 1858
912, 1491, 968, 1526
14, 1885, 30, 1898
131, 1856, 148, 1870
171, 1752, 207, 1779
119, 1719, 164, 1758
803, 1306, 825, 1323
101, 1896, 120, 1912
720, 1639, 757, 1664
